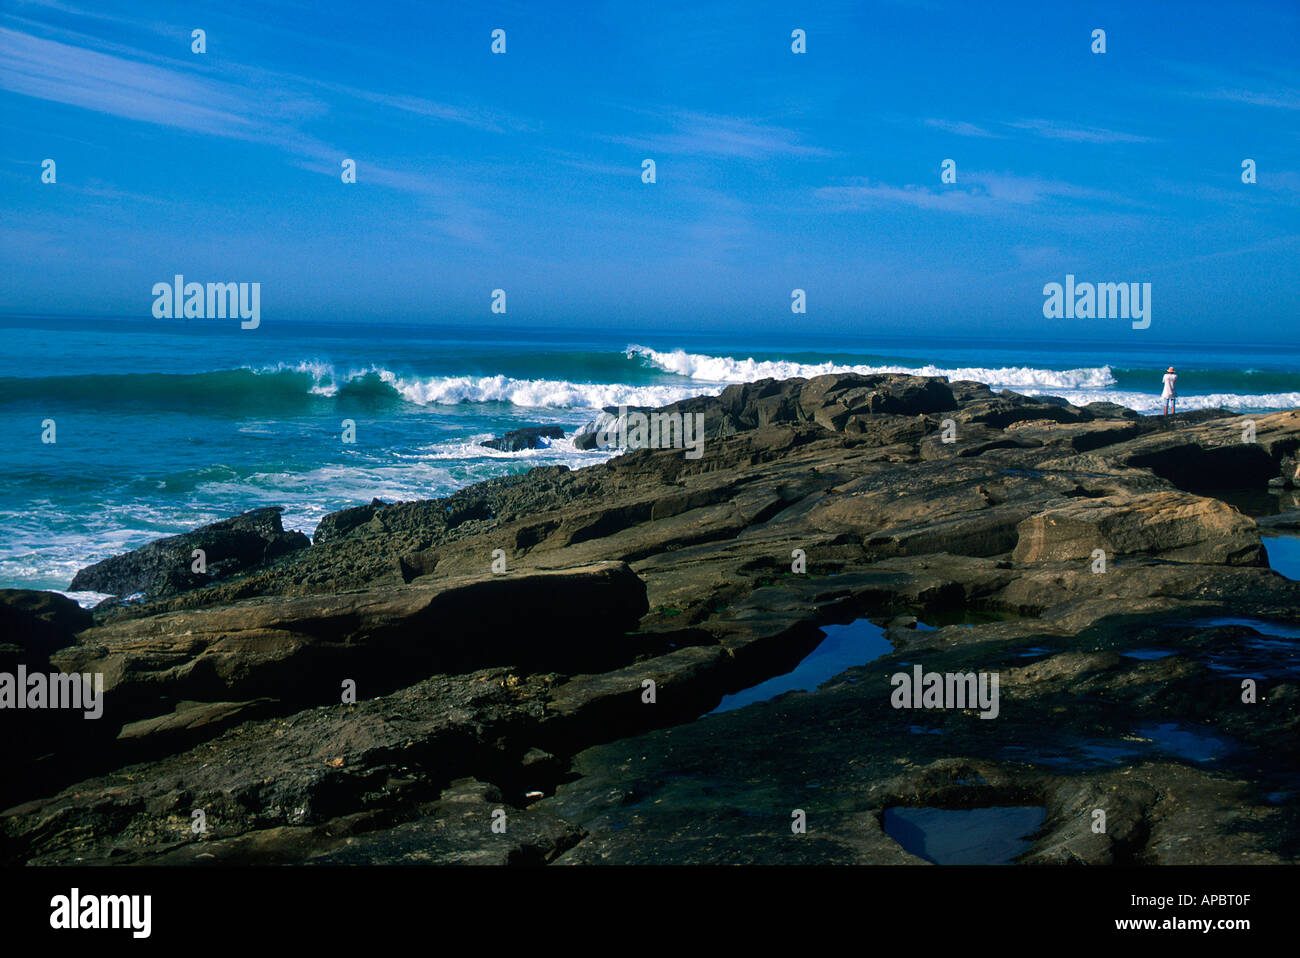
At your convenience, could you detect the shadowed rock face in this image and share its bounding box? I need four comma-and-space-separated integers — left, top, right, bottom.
5, 373, 1300, 865
67, 507, 309, 606
51, 562, 648, 719
0, 589, 91, 671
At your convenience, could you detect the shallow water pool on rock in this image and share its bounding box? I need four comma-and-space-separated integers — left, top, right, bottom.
1003, 721, 1238, 770
914, 608, 1016, 627
1186, 617, 1300, 678
882, 806, 1045, 865
1263, 534, 1300, 580
1196, 616, 1300, 639
1005, 739, 1145, 770
709, 618, 893, 714
1133, 722, 1235, 763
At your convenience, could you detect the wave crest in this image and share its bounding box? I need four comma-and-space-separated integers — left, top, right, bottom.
282, 360, 723, 409
626, 345, 1118, 391
0, 363, 710, 412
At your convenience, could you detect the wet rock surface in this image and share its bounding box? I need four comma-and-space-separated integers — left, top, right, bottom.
4, 374, 1299, 864
480, 425, 566, 452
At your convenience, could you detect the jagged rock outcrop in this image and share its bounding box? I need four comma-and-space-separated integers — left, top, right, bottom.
67, 507, 309, 604
481, 425, 565, 452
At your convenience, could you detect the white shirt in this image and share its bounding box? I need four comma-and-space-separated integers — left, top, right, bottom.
1162, 373, 1177, 398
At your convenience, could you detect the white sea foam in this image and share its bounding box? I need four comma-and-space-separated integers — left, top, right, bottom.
1026, 389, 1300, 415
626, 345, 1118, 391
626, 346, 1300, 413
248, 362, 708, 410
251, 353, 1299, 415
59, 590, 115, 609
417, 434, 612, 462
374, 370, 707, 409
189, 438, 617, 536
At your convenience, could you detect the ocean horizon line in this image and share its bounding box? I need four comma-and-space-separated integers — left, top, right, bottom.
3, 311, 1299, 352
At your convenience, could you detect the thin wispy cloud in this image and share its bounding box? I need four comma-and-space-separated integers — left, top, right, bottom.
1211, 88, 1300, 110
924, 118, 1000, 138
815, 171, 1129, 214
0, 23, 519, 152
547, 149, 645, 178
1161, 61, 1300, 111
1149, 172, 1300, 209
1004, 119, 1155, 144
1195, 78, 1300, 111
0, 19, 523, 250
974, 172, 1126, 205
312, 82, 529, 135
0, 26, 284, 140
8, 0, 175, 38
600, 109, 830, 159
816, 179, 977, 212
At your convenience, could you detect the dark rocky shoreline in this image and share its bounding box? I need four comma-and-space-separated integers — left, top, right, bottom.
3, 372, 1299, 864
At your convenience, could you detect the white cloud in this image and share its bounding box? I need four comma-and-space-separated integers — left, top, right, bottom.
815, 171, 1130, 214
1005, 118, 1155, 144
924, 118, 999, 138
600, 109, 829, 159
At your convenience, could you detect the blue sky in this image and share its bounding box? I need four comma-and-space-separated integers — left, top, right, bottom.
1, 0, 1298, 342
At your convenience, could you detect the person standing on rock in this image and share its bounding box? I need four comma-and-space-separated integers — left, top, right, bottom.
1162, 366, 1178, 416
